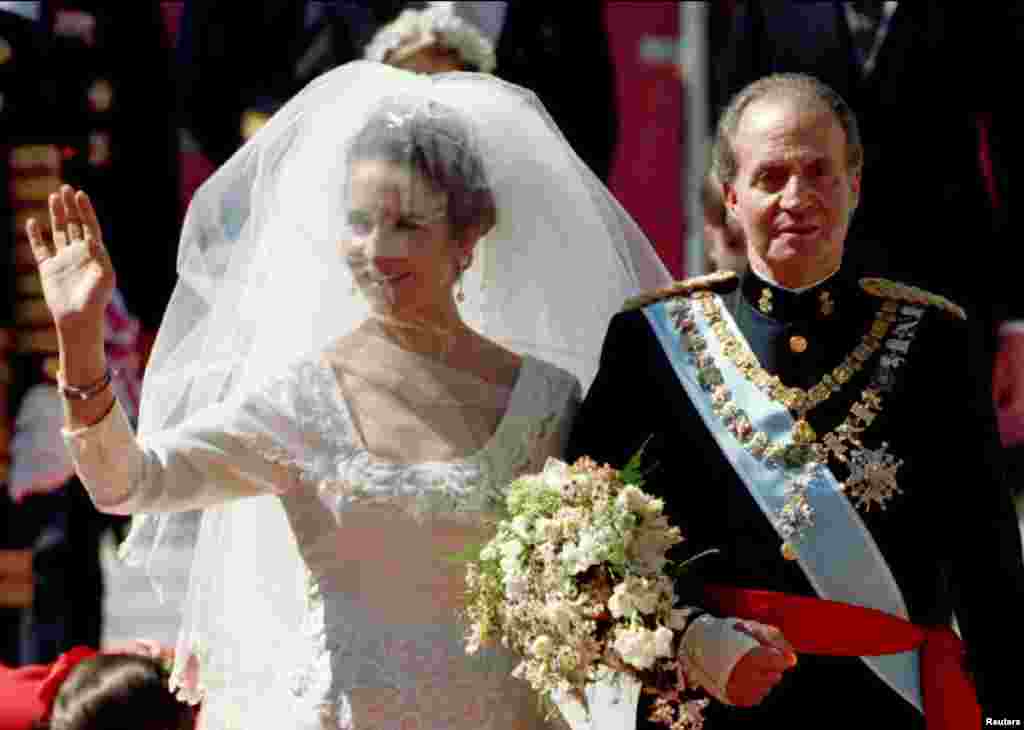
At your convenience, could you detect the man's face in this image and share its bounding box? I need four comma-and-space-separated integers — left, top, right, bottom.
724, 96, 860, 288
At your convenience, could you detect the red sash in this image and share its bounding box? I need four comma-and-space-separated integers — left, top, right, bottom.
703, 586, 980, 730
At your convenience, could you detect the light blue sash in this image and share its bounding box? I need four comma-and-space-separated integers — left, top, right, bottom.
643, 296, 922, 712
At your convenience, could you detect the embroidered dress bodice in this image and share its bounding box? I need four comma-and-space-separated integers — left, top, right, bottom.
64, 353, 580, 730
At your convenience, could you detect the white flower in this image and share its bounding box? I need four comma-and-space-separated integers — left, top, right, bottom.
537, 542, 558, 563
653, 626, 674, 658
541, 458, 572, 490
560, 528, 607, 575
531, 635, 555, 659
612, 626, 659, 670
571, 471, 594, 490
607, 589, 631, 619
633, 590, 660, 615
608, 577, 661, 618
510, 515, 533, 543
535, 517, 561, 543
616, 485, 650, 514
499, 537, 524, 561
500, 539, 526, 580
465, 623, 484, 655
645, 497, 665, 518
545, 601, 576, 635
504, 572, 529, 601
556, 507, 585, 533
560, 541, 594, 575
627, 518, 682, 574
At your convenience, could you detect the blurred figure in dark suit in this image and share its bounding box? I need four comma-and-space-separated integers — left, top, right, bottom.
489, 1, 618, 182
1, 1, 52, 666
176, 0, 382, 167
179, 1, 618, 182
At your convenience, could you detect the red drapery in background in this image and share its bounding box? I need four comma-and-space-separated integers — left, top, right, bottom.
604, 2, 684, 279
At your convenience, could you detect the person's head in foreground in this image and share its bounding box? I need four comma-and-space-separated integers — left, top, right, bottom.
33, 647, 195, 730
714, 72, 862, 289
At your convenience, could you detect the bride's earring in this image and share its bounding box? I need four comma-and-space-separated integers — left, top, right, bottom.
455, 254, 471, 304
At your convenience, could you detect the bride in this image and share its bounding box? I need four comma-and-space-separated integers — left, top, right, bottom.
27, 62, 669, 729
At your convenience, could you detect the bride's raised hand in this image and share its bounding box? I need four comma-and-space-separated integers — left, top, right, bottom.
25, 185, 115, 345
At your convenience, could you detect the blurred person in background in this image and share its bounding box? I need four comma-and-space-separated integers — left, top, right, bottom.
364, 2, 496, 75
175, 0, 387, 167
702, 165, 747, 277
1, 0, 48, 665
0, 641, 197, 730
178, 1, 619, 182
0, 0, 170, 666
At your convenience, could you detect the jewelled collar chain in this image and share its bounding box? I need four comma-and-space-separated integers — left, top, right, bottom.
668, 290, 924, 559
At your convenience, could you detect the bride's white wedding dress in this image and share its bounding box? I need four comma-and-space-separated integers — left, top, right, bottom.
65, 347, 579, 729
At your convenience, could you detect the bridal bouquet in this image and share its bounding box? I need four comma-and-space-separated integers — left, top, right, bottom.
463, 455, 709, 729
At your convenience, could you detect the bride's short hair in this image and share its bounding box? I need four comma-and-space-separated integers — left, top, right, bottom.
348, 99, 497, 237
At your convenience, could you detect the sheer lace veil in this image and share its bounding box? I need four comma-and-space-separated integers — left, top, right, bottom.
118, 61, 669, 702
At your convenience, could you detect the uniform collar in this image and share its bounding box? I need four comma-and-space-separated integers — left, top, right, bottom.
740, 266, 854, 323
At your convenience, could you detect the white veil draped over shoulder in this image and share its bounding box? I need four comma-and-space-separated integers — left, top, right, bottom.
117, 61, 670, 716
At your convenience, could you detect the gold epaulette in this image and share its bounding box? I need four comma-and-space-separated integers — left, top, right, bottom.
859, 277, 967, 321
623, 270, 740, 312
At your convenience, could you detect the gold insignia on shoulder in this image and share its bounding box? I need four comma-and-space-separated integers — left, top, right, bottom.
623, 270, 739, 311
859, 278, 966, 321
0, 37, 13, 66
242, 110, 271, 140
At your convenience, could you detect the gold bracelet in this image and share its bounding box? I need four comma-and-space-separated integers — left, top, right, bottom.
57, 368, 113, 401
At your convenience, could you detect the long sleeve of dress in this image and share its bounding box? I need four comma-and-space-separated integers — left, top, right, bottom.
62, 387, 300, 516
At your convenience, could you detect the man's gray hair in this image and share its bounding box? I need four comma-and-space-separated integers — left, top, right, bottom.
714, 73, 864, 186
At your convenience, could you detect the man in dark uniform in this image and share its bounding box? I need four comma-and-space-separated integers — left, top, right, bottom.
714, 1, 1024, 497
568, 74, 1024, 728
